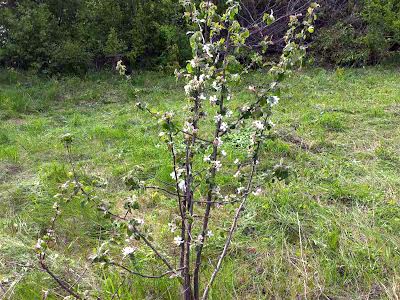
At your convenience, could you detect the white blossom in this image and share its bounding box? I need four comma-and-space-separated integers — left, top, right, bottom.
221, 150, 227, 157
206, 230, 214, 238
241, 105, 250, 112
226, 110, 233, 117
184, 121, 197, 134
116, 60, 127, 75
61, 181, 69, 190
122, 246, 137, 257
268, 96, 279, 106
174, 236, 184, 246
178, 180, 186, 191
234, 159, 240, 165
35, 239, 44, 250
135, 218, 145, 225
213, 160, 222, 171
189, 56, 201, 68
212, 80, 222, 91
184, 75, 204, 96
212, 186, 221, 196
210, 95, 218, 104
231, 74, 240, 82
253, 120, 264, 130
195, 234, 204, 244
233, 170, 241, 178
170, 168, 184, 180
168, 222, 177, 233
237, 187, 245, 194
214, 114, 222, 123
220, 122, 228, 132
203, 154, 211, 162
268, 120, 276, 127
252, 188, 263, 196
162, 111, 174, 120
184, 84, 191, 95
203, 44, 213, 58
214, 137, 223, 146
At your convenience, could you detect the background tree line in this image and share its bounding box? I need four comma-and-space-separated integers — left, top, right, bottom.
0, 0, 399, 74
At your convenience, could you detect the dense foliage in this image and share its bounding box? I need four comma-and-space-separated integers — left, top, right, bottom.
0, 0, 190, 73
0, 0, 399, 73
313, 0, 400, 66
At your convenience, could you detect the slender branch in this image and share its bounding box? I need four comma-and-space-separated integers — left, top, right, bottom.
193, 26, 232, 299
179, 129, 213, 144
202, 119, 268, 300
192, 199, 240, 205
132, 227, 175, 272
39, 255, 82, 300
99, 209, 176, 273
144, 186, 178, 197
166, 127, 186, 274
109, 262, 183, 279
139, 104, 212, 144
81, 136, 178, 275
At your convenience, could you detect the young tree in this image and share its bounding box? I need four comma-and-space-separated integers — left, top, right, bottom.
36, 1, 318, 299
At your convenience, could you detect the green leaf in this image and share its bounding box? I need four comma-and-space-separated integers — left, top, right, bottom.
263, 10, 275, 26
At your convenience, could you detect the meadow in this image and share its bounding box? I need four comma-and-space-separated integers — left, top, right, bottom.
0, 67, 400, 299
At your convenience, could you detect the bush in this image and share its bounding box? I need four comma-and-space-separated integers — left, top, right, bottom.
0, 0, 399, 72
50, 40, 92, 74
0, 3, 56, 71
313, 23, 369, 66
312, 0, 400, 66
0, 0, 190, 73
362, 0, 400, 60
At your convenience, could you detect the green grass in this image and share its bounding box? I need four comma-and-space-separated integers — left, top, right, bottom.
1, 67, 400, 299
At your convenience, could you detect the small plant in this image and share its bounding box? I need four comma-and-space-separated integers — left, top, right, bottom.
35, 1, 318, 299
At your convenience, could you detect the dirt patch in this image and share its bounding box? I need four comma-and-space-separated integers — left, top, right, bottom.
276, 130, 314, 152
385, 104, 400, 116
0, 163, 23, 182
7, 118, 26, 126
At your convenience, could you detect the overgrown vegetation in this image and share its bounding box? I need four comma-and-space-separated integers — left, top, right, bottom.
1, 0, 399, 73
0, 0, 190, 73
1, 67, 400, 299
313, 0, 400, 66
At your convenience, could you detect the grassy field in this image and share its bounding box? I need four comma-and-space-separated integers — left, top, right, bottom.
0, 67, 400, 299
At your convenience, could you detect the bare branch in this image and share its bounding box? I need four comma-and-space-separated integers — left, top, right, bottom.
39, 255, 82, 300
109, 262, 183, 279
202, 118, 268, 300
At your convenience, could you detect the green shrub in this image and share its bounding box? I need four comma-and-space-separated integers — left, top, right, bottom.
312, 0, 400, 66
50, 40, 92, 74
313, 22, 369, 66
0, 3, 56, 71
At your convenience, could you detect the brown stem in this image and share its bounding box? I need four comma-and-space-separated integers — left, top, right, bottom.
193, 27, 231, 300
132, 227, 175, 272
109, 262, 182, 279
39, 255, 82, 300
166, 129, 186, 273
202, 120, 268, 300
